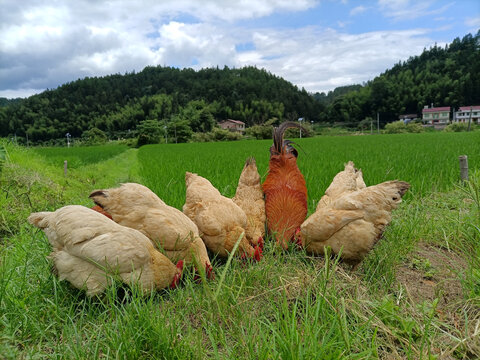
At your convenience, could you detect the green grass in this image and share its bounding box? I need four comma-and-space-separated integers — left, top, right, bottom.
138, 132, 480, 211
1, 132, 480, 359
34, 144, 129, 169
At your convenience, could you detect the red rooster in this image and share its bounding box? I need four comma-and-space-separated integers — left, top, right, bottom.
262, 122, 308, 249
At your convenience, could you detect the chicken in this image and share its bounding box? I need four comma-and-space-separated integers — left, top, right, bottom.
316, 161, 366, 210
232, 157, 266, 248
28, 205, 183, 296
300, 178, 410, 265
89, 183, 213, 279
262, 122, 308, 248
183, 172, 262, 261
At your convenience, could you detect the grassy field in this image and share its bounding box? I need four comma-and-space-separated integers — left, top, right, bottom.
1, 132, 480, 359
34, 144, 129, 169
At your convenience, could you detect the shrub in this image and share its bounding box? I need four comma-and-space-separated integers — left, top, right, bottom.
245, 124, 273, 139
384, 120, 407, 134
444, 122, 469, 132
406, 122, 424, 133
190, 128, 243, 142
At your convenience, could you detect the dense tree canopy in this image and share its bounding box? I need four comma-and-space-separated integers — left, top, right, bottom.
1, 66, 323, 144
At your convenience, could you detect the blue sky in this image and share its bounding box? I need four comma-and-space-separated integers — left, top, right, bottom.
0, 0, 478, 98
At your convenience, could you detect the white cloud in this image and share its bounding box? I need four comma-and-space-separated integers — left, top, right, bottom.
378, 0, 453, 22
465, 16, 480, 28
350, 6, 367, 16
0, 0, 448, 98
231, 27, 434, 93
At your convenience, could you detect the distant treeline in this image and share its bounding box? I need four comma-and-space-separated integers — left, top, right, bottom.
0, 66, 323, 143
0, 31, 478, 144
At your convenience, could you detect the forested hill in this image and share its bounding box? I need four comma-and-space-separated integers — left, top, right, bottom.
318, 31, 480, 126
0, 66, 323, 142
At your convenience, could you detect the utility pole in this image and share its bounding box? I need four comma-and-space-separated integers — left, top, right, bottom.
298, 117, 303, 138
467, 106, 472, 132
377, 112, 380, 134
370, 119, 373, 134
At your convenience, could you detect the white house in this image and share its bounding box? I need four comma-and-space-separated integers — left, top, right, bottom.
454, 106, 480, 124
422, 106, 450, 127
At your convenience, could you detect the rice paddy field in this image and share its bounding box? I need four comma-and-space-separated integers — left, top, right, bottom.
1, 131, 480, 359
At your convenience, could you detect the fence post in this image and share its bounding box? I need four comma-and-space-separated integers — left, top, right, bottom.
64, 160, 68, 177
459, 155, 468, 182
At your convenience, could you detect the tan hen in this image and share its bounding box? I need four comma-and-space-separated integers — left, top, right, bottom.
232, 158, 266, 248
316, 161, 366, 210
301, 176, 410, 265
28, 205, 183, 296
183, 172, 262, 261
89, 183, 213, 279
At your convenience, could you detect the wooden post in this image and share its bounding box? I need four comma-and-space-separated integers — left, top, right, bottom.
64, 160, 68, 177
459, 155, 468, 182
377, 112, 379, 134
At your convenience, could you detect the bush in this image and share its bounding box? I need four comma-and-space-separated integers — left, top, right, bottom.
245, 124, 273, 139
406, 122, 424, 133
384, 121, 407, 134
190, 128, 243, 142
444, 122, 469, 132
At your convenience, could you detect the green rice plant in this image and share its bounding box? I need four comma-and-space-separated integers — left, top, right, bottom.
138, 132, 480, 212
0, 143, 7, 174
34, 144, 128, 169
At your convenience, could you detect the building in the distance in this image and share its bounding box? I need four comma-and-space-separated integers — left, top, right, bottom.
398, 114, 419, 124
218, 119, 246, 133
422, 106, 451, 128
453, 106, 480, 124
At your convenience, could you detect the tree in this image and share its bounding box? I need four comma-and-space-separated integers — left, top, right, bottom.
136, 119, 163, 146
81, 127, 107, 145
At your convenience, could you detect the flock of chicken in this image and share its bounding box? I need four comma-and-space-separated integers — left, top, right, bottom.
28, 122, 410, 296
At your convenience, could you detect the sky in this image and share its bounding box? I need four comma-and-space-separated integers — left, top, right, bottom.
1, 0, 479, 99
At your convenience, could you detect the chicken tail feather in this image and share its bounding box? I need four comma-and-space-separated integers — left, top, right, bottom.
89, 189, 108, 207
27, 211, 51, 229
271, 121, 307, 156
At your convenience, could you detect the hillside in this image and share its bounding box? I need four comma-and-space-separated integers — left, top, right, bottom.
0, 66, 323, 144
318, 31, 480, 126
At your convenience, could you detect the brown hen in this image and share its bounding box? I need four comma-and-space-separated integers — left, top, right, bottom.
183, 172, 262, 261
232, 157, 266, 248
89, 183, 213, 279
301, 172, 410, 264
316, 161, 366, 210
28, 205, 183, 296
